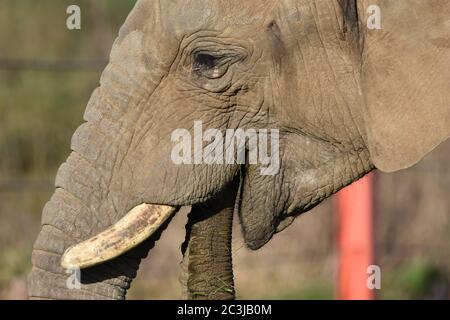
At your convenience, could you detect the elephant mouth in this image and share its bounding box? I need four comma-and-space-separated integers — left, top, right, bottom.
61, 164, 244, 271
60, 168, 287, 270
61, 179, 241, 270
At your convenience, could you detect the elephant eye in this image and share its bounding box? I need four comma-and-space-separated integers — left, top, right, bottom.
193, 53, 217, 71
192, 53, 229, 79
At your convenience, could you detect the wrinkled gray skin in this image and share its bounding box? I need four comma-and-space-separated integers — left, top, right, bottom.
29, 0, 450, 299
180, 177, 238, 300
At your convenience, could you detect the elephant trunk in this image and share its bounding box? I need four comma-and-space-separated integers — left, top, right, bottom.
180, 178, 238, 300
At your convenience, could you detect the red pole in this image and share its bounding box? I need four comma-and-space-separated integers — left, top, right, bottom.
335, 173, 374, 300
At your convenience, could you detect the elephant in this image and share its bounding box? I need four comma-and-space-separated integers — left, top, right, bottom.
28, 0, 450, 300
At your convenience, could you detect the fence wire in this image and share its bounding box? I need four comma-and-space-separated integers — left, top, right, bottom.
0, 58, 107, 72
0, 179, 54, 193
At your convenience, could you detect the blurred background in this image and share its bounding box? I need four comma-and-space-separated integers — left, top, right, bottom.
1, 0, 449, 300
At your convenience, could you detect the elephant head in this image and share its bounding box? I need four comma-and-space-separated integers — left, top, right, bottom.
28, 0, 450, 299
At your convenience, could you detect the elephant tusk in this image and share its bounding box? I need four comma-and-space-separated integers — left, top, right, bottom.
61, 204, 179, 269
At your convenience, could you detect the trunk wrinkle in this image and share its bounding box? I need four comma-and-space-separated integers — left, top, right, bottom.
181, 178, 239, 300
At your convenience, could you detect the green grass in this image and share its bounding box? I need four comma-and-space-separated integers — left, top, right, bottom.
381, 261, 448, 300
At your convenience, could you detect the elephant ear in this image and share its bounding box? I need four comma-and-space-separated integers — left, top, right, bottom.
357, 0, 450, 172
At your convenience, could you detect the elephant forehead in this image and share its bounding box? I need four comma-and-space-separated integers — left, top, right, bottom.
121, 0, 341, 41
162, 0, 276, 31
164, 0, 342, 39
